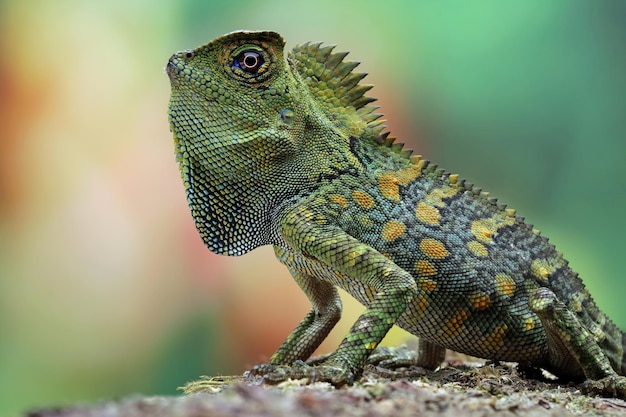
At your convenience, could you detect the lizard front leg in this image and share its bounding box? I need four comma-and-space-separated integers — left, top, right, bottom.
252, 205, 418, 386
268, 247, 343, 365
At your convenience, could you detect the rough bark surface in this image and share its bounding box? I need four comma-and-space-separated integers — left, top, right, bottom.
26, 363, 626, 417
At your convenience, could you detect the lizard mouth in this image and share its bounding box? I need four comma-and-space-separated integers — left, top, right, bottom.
166, 56, 180, 81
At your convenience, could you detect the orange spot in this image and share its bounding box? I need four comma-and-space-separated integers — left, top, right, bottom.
420, 238, 449, 259
415, 202, 441, 225
495, 274, 516, 297
469, 293, 491, 310
444, 309, 469, 337
467, 241, 488, 257
329, 194, 348, 207
378, 172, 400, 201
416, 260, 437, 277
381, 220, 406, 242
352, 190, 374, 208
418, 277, 437, 292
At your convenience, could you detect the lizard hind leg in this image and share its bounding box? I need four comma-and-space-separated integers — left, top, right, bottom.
529, 287, 626, 397
368, 338, 446, 370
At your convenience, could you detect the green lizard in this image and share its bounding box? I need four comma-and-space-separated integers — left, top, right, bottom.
166, 30, 626, 396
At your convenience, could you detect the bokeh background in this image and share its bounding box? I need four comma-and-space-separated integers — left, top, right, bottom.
1, 1, 625, 415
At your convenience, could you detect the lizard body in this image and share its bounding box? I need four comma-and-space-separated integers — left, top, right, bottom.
167, 31, 626, 395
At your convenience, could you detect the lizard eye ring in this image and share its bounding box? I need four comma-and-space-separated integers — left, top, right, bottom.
236, 51, 264, 73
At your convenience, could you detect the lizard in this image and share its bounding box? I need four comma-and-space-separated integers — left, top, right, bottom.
166, 30, 626, 396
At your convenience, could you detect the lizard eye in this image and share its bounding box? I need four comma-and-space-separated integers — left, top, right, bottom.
227, 44, 275, 83
235, 50, 264, 74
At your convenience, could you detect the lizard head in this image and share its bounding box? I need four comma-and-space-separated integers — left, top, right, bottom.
167, 31, 383, 255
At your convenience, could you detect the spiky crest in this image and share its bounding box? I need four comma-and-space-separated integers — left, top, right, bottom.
289, 42, 392, 141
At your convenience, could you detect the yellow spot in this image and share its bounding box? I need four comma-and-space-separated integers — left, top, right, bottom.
425, 185, 458, 207
483, 324, 508, 352
415, 202, 441, 225
444, 309, 469, 337
505, 208, 516, 217
396, 160, 424, 185
381, 252, 393, 260
495, 274, 516, 297
467, 240, 488, 257
415, 260, 437, 277
471, 212, 515, 244
471, 221, 493, 243
365, 342, 378, 350
329, 194, 348, 207
469, 293, 491, 310
412, 295, 429, 318
530, 258, 563, 282
418, 277, 437, 292
420, 238, 449, 259
525, 317, 535, 331
378, 172, 400, 201
449, 174, 459, 184
381, 220, 406, 242
352, 190, 374, 208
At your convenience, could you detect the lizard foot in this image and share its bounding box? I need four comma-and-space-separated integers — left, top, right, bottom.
180, 375, 244, 394
582, 376, 626, 398
246, 361, 354, 387
367, 344, 418, 369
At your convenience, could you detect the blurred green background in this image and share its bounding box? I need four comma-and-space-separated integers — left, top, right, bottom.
1, 0, 625, 415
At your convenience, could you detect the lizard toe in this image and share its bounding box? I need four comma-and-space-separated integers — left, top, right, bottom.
367, 344, 418, 369
582, 376, 626, 398
247, 361, 353, 387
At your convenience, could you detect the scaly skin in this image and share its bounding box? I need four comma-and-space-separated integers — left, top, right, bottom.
167, 31, 626, 395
